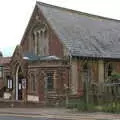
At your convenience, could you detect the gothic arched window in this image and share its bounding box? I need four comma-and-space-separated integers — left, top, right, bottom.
32, 23, 48, 56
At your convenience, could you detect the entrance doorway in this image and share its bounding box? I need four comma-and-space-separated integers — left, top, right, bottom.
16, 65, 24, 100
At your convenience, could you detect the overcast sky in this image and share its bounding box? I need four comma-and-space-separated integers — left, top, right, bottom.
1, 0, 120, 57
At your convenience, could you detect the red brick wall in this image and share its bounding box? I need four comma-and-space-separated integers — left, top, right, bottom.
49, 31, 64, 57
20, 6, 64, 58
21, 36, 29, 53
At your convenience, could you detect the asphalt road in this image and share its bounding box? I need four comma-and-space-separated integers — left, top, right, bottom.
0, 115, 68, 120
0, 114, 115, 120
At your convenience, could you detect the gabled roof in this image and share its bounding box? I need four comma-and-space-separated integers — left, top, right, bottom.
37, 2, 120, 59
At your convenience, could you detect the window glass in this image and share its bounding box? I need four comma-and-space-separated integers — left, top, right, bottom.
8, 79, 12, 89
47, 73, 54, 90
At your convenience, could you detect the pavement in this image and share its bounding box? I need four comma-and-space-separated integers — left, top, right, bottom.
0, 108, 120, 120
0, 116, 66, 120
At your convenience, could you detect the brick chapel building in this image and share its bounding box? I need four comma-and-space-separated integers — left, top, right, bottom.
1, 2, 120, 103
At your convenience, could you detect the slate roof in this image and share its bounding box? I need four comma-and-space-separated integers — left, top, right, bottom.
37, 2, 120, 59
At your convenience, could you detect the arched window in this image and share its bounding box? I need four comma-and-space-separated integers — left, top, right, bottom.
46, 72, 54, 90
31, 23, 48, 56
36, 31, 40, 54
44, 30, 47, 38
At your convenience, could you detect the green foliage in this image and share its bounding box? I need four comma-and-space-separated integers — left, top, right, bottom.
66, 99, 96, 112
66, 99, 80, 109
66, 98, 120, 113
110, 72, 120, 80
102, 102, 120, 113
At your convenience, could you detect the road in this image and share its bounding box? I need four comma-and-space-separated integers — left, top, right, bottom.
0, 114, 69, 120
0, 113, 119, 120
0, 115, 116, 120
0, 108, 120, 120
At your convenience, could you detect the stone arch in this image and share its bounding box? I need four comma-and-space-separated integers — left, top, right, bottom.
15, 62, 25, 100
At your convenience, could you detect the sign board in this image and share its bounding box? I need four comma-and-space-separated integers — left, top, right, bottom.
8, 79, 12, 89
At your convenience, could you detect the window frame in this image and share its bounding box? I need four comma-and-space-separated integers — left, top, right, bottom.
46, 72, 54, 91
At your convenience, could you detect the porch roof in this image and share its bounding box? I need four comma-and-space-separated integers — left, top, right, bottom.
23, 52, 60, 61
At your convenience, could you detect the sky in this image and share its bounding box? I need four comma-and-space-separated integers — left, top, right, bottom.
1, 0, 120, 57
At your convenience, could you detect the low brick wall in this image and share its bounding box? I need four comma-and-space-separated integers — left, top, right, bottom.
0, 100, 45, 108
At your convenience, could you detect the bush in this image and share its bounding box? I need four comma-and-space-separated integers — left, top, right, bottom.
66, 97, 120, 113
66, 99, 79, 109
66, 99, 96, 112
111, 73, 120, 80
102, 102, 120, 113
